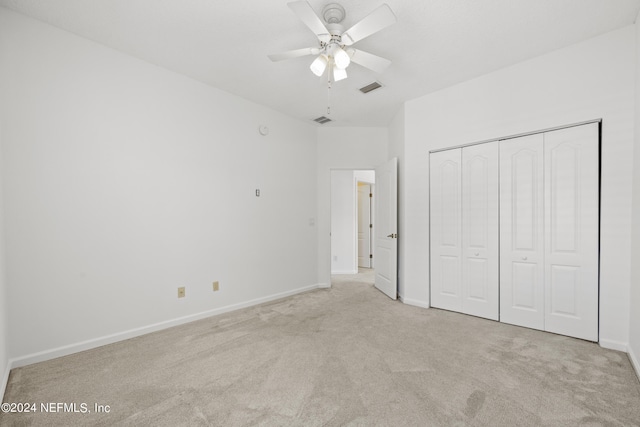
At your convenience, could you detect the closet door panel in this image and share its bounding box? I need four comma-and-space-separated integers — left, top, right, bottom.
430, 149, 462, 311
500, 134, 545, 330
461, 142, 499, 320
544, 123, 599, 341
512, 262, 538, 308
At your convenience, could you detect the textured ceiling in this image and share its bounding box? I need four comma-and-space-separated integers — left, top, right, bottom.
1, 0, 639, 126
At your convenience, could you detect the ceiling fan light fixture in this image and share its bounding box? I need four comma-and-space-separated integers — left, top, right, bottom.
333, 66, 347, 81
310, 55, 328, 77
333, 47, 350, 69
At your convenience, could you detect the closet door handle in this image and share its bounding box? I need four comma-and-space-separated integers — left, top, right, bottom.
474, 252, 479, 256
522, 256, 528, 260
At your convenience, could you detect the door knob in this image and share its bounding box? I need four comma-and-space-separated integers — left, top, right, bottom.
522, 256, 528, 260
387, 233, 397, 238
475, 252, 479, 256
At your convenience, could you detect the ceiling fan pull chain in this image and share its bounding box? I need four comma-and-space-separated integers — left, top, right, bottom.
327, 72, 332, 115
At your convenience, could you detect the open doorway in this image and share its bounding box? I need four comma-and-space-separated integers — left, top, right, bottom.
328, 159, 398, 299
330, 169, 375, 282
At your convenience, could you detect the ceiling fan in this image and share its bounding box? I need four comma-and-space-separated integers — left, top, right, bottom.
268, 2, 397, 82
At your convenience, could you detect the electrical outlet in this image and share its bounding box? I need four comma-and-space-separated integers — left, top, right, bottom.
178, 287, 185, 298
213, 281, 219, 292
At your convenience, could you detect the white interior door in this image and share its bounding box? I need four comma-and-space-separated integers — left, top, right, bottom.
374, 158, 397, 300
430, 149, 462, 311
462, 142, 499, 320
358, 184, 371, 268
500, 134, 545, 330
544, 123, 599, 341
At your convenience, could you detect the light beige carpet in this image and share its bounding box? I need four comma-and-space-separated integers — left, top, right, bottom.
2, 269, 640, 426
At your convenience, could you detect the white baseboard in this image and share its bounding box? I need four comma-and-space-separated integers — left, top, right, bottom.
331, 270, 358, 275
1, 360, 10, 401
9, 283, 321, 369
628, 345, 640, 382
599, 338, 628, 353
317, 282, 331, 289
400, 296, 430, 309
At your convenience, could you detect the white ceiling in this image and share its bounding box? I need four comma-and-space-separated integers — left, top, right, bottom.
1, 0, 639, 127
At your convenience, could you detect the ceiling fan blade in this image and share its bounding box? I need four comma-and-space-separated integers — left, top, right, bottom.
341, 4, 397, 46
268, 47, 320, 62
287, 1, 331, 44
349, 49, 392, 74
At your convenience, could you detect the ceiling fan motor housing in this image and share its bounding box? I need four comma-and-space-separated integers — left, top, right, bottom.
326, 23, 345, 39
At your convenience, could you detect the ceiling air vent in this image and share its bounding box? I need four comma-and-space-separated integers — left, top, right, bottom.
313, 116, 332, 124
359, 81, 383, 94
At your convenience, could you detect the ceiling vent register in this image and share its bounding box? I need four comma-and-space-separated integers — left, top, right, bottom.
314, 116, 332, 124
359, 81, 383, 94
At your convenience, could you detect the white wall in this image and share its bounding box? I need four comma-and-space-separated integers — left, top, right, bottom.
0, 123, 8, 398
388, 107, 408, 302
354, 170, 375, 184
403, 26, 636, 349
317, 127, 388, 285
0, 8, 318, 363
628, 13, 640, 376
331, 170, 357, 274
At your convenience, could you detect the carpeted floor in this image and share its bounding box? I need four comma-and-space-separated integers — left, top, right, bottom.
2, 269, 640, 426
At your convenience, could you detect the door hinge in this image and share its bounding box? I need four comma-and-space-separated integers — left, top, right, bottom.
370, 254, 373, 259
369, 193, 372, 198
369, 224, 373, 228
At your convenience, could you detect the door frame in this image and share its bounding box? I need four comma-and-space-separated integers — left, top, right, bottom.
329, 168, 375, 278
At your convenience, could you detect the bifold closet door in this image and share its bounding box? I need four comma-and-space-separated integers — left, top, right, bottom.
500, 123, 599, 340
430, 149, 462, 312
461, 142, 499, 320
430, 143, 498, 320
544, 123, 599, 341
500, 134, 545, 331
